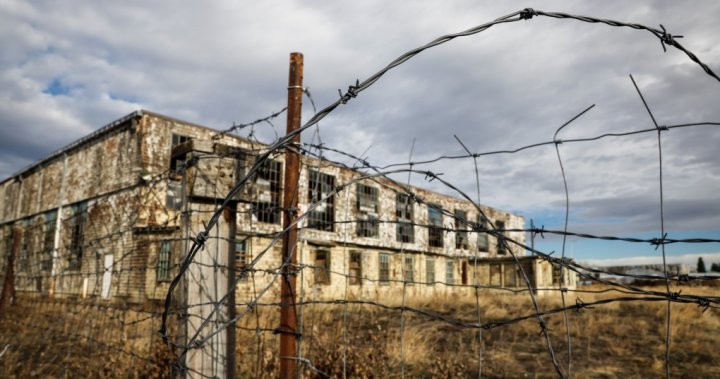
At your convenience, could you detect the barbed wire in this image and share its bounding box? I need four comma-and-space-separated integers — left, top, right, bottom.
1, 7, 719, 379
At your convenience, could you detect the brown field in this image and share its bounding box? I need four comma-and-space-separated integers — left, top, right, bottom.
0, 284, 718, 378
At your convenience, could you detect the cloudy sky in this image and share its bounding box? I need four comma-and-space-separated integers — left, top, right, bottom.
2, 1, 719, 265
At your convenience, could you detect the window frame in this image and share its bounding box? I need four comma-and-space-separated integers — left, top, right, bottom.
428, 204, 444, 248
307, 170, 335, 231
156, 240, 172, 282
356, 184, 379, 238
454, 209, 468, 249
314, 249, 331, 285
426, 257, 435, 284
349, 251, 362, 285
254, 158, 283, 224
68, 202, 88, 271
379, 253, 390, 284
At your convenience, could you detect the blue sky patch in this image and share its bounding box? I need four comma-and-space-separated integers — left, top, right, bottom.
43, 78, 70, 96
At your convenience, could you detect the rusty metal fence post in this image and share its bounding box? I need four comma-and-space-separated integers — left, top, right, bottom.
279, 52, 303, 379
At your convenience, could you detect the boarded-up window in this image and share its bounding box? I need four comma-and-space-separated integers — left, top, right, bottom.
379, 253, 390, 283
428, 205, 444, 248
504, 264, 517, 287
315, 249, 331, 285
254, 159, 282, 224
308, 170, 335, 231
356, 184, 379, 237
404, 256, 414, 283
490, 264, 502, 287
455, 209, 468, 249
476, 215, 489, 252
446, 259, 454, 284
396, 194, 414, 243
426, 257, 435, 284
157, 241, 171, 281
68, 202, 88, 270
349, 251, 362, 285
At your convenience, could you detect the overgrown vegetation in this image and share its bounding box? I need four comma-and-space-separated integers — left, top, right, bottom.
238, 284, 720, 378
0, 284, 717, 378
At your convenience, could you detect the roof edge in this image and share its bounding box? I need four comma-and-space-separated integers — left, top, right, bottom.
0, 110, 144, 185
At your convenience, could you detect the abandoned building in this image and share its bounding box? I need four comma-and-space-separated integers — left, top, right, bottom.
0, 110, 575, 307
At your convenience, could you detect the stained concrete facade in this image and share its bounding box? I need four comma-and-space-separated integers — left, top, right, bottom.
0, 110, 576, 307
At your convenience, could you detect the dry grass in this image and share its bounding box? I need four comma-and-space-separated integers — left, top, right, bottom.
237, 285, 720, 378
0, 284, 718, 378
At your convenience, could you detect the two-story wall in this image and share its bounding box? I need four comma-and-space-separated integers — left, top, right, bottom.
0, 110, 573, 309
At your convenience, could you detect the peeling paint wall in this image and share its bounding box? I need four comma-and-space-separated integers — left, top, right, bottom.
0, 111, 572, 309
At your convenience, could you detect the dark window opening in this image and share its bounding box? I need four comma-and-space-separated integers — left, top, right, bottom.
68, 202, 88, 270
476, 215, 489, 252
307, 170, 335, 231
496, 220, 507, 255
42, 211, 57, 271
170, 134, 192, 176
428, 204, 443, 248
396, 194, 414, 243
356, 184, 379, 238
254, 159, 283, 224
455, 209, 468, 249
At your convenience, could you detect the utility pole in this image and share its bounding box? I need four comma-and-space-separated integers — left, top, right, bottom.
280, 52, 303, 379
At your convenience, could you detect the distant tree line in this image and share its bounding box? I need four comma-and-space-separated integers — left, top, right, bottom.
696, 257, 720, 273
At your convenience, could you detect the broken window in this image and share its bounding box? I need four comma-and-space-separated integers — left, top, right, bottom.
428, 204, 444, 248
166, 180, 183, 210
476, 215, 489, 252
254, 158, 282, 224
314, 249, 331, 285
235, 238, 251, 281
356, 184, 379, 238
496, 220, 507, 255
379, 253, 390, 283
396, 194, 414, 243
426, 257, 435, 284
68, 202, 88, 270
445, 259, 454, 284
170, 134, 192, 175
307, 170, 335, 231
42, 210, 57, 271
455, 209, 468, 249
404, 256, 414, 283
349, 251, 362, 285
157, 240, 171, 281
